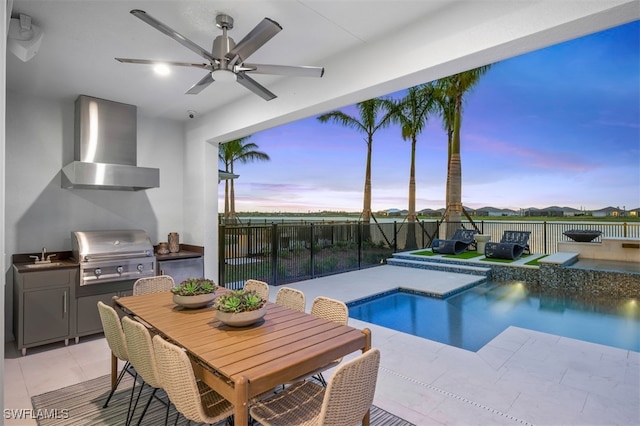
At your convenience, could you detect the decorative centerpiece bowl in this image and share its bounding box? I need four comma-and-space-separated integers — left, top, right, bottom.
171, 278, 217, 309
213, 289, 267, 327
563, 229, 602, 243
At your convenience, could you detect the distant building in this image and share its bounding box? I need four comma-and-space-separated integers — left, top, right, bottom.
383, 208, 403, 217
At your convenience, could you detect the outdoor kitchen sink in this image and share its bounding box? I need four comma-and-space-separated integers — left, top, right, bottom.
24, 262, 66, 269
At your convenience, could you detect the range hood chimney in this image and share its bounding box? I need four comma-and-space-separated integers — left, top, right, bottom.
62, 95, 160, 191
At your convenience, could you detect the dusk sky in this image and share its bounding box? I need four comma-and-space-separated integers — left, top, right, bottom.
219, 20, 640, 214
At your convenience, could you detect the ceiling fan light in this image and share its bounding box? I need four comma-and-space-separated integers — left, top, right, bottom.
211, 69, 236, 83
153, 63, 171, 76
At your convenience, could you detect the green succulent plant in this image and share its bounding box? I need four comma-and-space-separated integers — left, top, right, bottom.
214, 289, 266, 313
171, 278, 217, 296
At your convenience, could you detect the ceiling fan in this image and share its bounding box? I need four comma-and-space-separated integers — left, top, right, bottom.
116, 10, 324, 101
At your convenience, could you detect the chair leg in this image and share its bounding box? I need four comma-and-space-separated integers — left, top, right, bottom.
314, 372, 327, 387
164, 397, 171, 426
136, 387, 158, 426
125, 375, 142, 426
103, 361, 131, 408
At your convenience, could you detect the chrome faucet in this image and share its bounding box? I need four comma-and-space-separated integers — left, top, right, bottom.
29, 247, 55, 264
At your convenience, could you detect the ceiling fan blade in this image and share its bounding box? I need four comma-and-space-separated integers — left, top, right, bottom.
115, 58, 211, 70
186, 73, 215, 95
242, 63, 324, 78
236, 72, 276, 101
130, 9, 217, 63
226, 18, 282, 63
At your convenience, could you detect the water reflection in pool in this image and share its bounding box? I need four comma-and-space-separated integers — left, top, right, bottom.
348, 281, 640, 352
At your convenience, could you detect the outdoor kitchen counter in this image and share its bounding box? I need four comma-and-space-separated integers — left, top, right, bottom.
154, 243, 203, 261
12, 251, 78, 273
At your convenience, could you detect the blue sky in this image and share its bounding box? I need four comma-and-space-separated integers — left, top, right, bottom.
220, 21, 640, 213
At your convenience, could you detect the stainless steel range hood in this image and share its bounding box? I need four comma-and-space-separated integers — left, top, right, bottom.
62, 95, 159, 191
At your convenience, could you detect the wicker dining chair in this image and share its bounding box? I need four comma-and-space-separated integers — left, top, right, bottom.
121, 317, 170, 426
250, 348, 381, 426
152, 335, 234, 425
243, 279, 270, 301
275, 287, 306, 312
133, 275, 175, 295
97, 301, 136, 408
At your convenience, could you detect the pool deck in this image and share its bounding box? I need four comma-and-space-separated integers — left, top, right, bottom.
281, 265, 639, 425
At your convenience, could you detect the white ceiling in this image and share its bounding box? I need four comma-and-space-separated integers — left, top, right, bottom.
6, 0, 639, 126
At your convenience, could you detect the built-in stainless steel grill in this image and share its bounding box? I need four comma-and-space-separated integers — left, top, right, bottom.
71, 230, 156, 286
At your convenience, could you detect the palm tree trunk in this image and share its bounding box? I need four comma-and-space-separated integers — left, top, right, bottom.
224, 179, 230, 222
445, 94, 463, 236
229, 162, 237, 224
406, 136, 418, 249
408, 136, 417, 223
362, 137, 373, 223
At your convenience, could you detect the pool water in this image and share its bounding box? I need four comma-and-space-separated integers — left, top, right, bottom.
348, 282, 640, 352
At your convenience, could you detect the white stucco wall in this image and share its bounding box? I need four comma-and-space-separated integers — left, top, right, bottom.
3, 91, 188, 339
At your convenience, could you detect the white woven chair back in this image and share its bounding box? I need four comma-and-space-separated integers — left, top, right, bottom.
121, 317, 162, 388
152, 335, 232, 424
275, 287, 306, 312
133, 275, 175, 295
97, 301, 128, 362
311, 296, 348, 325
243, 279, 270, 300
320, 348, 381, 424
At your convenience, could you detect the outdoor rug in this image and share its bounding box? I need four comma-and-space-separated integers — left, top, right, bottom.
32, 373, 415, 425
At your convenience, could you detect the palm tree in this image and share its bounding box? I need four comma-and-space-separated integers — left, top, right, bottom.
385, 83, 437, 250
387, 83, 437, 223
219, 137, 270, 223
436, 66, 492, 235
317, 99, 393, 223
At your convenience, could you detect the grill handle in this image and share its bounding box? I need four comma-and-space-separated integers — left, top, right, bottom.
83, 251, 151, 261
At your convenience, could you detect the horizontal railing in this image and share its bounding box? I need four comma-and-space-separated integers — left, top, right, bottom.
219, 220, 639, 288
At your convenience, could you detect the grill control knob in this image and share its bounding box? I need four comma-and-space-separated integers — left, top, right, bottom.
116, 266, 124, 274
94, 268, 102, 277
137, 264, 144, 272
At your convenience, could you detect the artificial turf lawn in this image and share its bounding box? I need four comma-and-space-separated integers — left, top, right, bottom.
412, 250, 436, 256
444, 251, 483, 259
480, 253, 532, 263
412, 250, 482, 259
525, 255, 548, 266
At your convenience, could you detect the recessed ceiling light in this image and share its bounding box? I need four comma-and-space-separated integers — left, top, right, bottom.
153, 63, 170, 76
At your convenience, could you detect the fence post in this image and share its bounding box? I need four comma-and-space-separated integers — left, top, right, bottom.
271, 224, 278, 285
357, 222, 362, 269
624, 222, 628, 237
310, 223, 316, 278
218, 224, 226, 287
543, 221, 548, 254
393, 221, 398, 252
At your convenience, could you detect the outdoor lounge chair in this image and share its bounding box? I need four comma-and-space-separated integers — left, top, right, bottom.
431, 229, 478, 255
484, 230, 531, 260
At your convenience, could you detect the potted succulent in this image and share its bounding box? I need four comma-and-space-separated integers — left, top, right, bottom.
171, 278, 218, 309
213, 289, 267, 327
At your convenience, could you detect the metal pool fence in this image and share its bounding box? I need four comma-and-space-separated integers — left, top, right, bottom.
218, 220, 639, 288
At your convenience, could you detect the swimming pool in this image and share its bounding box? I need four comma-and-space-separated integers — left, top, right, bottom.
348, 282, 640, 352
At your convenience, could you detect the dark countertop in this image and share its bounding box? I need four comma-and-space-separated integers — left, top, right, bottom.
154, 244, 204, 261
13, 251, 79, 273
14, 259, 79, 273
155, 250, 203, 261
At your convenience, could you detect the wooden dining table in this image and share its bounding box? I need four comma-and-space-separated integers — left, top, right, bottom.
114, 290, 371, 425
